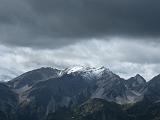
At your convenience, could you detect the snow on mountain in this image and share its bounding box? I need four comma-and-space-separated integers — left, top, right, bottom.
8, 66, 147, 105
63, 66, 112, 80
65, 66, 85, 74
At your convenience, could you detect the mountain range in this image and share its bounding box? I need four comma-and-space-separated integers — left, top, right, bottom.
0, 66, 160, 120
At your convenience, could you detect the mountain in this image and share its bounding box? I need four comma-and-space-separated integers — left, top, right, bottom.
8, 67, 60, 89
144, 74, 160, 102
126, 74, 146, 91
73, 98, 128, 120
47, 98, 160, 120
0, 83, 18, 120
0, 66, 160, 120
17, 74, 90, 120
47, 98, 128, 120
14, 67, 111, 120
91, 73, 147, 104
126, 74, 160, 120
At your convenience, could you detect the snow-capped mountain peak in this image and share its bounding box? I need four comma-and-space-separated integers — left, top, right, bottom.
63, 66, 112, 78
65, 66, 109, 74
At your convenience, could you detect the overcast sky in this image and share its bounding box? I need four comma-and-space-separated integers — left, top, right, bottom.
0, 0, 160, 81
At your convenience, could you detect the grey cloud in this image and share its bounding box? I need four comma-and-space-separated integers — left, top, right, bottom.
0, 0, 160, 48
0, 39, 160, 81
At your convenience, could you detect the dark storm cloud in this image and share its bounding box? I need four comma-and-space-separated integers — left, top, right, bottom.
29, 0, 160, 35
0, 0, 160, 48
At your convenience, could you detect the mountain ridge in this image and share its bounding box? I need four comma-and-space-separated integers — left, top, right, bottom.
0, 66, 160, 120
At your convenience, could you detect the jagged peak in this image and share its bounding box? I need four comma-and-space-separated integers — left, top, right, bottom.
135, 74, 146, 82
149, 74, 160, 83
135, 74, 143, 78
128, 74, 146, 84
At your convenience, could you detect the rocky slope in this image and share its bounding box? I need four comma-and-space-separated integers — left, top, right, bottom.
0, 83, 18, 120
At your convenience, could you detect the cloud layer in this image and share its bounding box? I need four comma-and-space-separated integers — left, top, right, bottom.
0, 0, 160, 48
0, 0, 160, 81
0, 39, 160, 81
